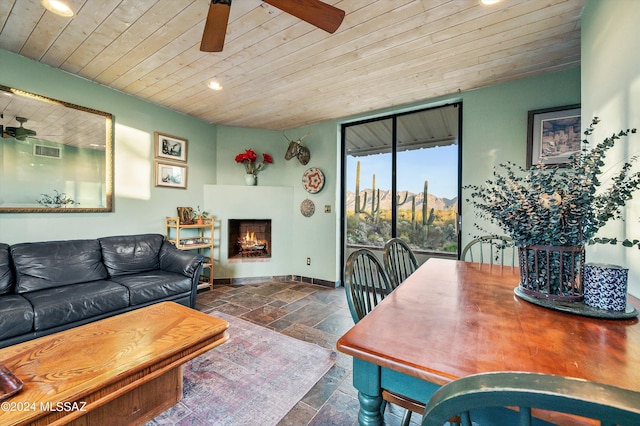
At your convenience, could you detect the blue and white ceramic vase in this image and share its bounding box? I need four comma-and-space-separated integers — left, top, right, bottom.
583, 263, 628, 311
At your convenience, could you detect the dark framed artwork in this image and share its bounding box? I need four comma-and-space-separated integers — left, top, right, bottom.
154, 132, 188, 163
526, 104, 581, 168
154, 161, 188, 189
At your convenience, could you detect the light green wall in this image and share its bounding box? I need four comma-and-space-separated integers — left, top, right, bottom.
1, 141, 106, 207
343, 68, 579, 269
214, 68, 581, 283
582, 0, 640, 297
460, 69, 581, 245
0, 49, 217, 244
0, 138, 107, 208
1, 47, 581, 285
214, 122, 340, 281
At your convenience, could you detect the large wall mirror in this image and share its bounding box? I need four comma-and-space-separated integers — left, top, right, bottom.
0, 85, 113, 213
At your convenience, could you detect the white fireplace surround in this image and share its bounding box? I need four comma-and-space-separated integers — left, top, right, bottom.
203, 184, 293, 279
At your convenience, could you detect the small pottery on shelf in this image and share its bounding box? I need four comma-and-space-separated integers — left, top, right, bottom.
583, 263, 629, 311
245, 174, 257, 186
191, 206, 209, 224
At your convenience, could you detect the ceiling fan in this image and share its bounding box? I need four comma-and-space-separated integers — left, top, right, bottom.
200, 0, 345, 52
4, 117, 36, 141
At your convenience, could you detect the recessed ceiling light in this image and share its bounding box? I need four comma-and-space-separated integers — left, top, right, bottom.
208, 81, 223, 91
41, 0, 74, 17
480, 0, 502, 5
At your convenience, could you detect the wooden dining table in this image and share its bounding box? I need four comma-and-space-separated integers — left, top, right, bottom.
336, 258, 640, 426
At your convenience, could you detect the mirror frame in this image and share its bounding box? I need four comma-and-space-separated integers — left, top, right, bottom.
0, 85, 114, 213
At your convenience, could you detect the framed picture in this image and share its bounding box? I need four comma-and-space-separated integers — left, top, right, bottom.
154, 132, 188, 163
155, 161, 188, 189
526, 104, 581, 168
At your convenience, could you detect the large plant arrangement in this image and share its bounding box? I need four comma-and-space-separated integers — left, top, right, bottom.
466, 118, 640, 248
465, 118, 640, 299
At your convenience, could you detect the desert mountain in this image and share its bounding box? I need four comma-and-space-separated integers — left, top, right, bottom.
346, 189, 457, 212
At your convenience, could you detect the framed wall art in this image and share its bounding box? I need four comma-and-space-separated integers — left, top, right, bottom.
0, 84, 114, 213
526, 104, 581, 168
155, 161, 188, 189
154, 132, 188, 163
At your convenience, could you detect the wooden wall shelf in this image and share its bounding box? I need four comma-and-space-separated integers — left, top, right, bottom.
166, 217, 214, 290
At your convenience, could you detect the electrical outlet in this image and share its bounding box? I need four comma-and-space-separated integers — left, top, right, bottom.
306, 257, 311, 265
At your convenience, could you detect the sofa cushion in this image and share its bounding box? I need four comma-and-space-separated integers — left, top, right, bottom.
99, 234, 164, 277
0, 295, 34, 339
22, 280, 130, 331
11, 240, 108, 293
0, 243, 13, 295
110, 271, 192, 306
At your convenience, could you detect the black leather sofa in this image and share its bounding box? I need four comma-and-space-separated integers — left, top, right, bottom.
0, 233, 204, 349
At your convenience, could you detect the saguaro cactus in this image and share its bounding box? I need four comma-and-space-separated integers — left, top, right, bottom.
422, 180, 436, 234
353, 161, 379, 223
396, 191, 408, 206
354, 161, 367, 222
370, 174, 380, 223
411, 195, 416, 228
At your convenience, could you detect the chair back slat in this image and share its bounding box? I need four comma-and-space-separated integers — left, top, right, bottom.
383, 238, 419, 289
421, 372, 640, 426
461, 235, 515, 267
345, 249, 393, 323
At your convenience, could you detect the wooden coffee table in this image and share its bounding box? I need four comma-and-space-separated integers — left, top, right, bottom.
0, 301, 229, 426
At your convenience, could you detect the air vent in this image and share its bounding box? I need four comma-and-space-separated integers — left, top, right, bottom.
33, 144, 61, 159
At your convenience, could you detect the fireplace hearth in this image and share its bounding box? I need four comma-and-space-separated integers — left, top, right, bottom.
228, 219, 271, 259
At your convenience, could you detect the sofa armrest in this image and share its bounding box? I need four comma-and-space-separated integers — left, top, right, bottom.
159, 241, 204, 308
159, 241, 204, 278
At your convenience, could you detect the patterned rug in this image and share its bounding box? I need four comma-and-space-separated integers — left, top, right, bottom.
147, 311, 337, 426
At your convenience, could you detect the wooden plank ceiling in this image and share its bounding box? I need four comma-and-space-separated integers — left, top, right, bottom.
0, 0, 585, 131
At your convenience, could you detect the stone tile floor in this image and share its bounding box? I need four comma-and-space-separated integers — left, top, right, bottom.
194, 280, 421, 426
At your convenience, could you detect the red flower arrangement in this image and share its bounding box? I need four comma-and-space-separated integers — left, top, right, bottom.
235, 149, 273, 175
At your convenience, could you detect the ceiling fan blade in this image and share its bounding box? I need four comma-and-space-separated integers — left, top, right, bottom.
200, 1, 232, 52
263, 0, 345, 34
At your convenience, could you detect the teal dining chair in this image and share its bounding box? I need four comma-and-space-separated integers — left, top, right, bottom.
383, 238, 419, 289
461, 235, 515, 266
421, 371, 640, 426
344, 249, 394, 324
344, 248, 426, 426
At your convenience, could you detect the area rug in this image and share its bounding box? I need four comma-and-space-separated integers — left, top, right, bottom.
148, 311, 337, 426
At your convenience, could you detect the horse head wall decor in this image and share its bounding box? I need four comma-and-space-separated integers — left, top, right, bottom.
284, 132, 311, 165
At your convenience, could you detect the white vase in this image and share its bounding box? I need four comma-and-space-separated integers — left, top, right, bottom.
244, 174, 257, 186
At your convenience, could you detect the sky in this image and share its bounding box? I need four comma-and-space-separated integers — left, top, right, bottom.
346, 145, 458, 199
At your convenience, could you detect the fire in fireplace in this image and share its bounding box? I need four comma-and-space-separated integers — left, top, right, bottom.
228, 219, 271, 259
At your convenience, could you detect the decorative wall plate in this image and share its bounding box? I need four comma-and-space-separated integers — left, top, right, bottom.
300, 199, 315, 217
302, 167, 325, 194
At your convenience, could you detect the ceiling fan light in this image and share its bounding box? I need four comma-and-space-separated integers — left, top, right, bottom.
41, 0, 74, 17
480, 0, 502, 5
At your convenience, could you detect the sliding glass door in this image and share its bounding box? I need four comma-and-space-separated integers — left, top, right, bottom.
341, 103, 462, 275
